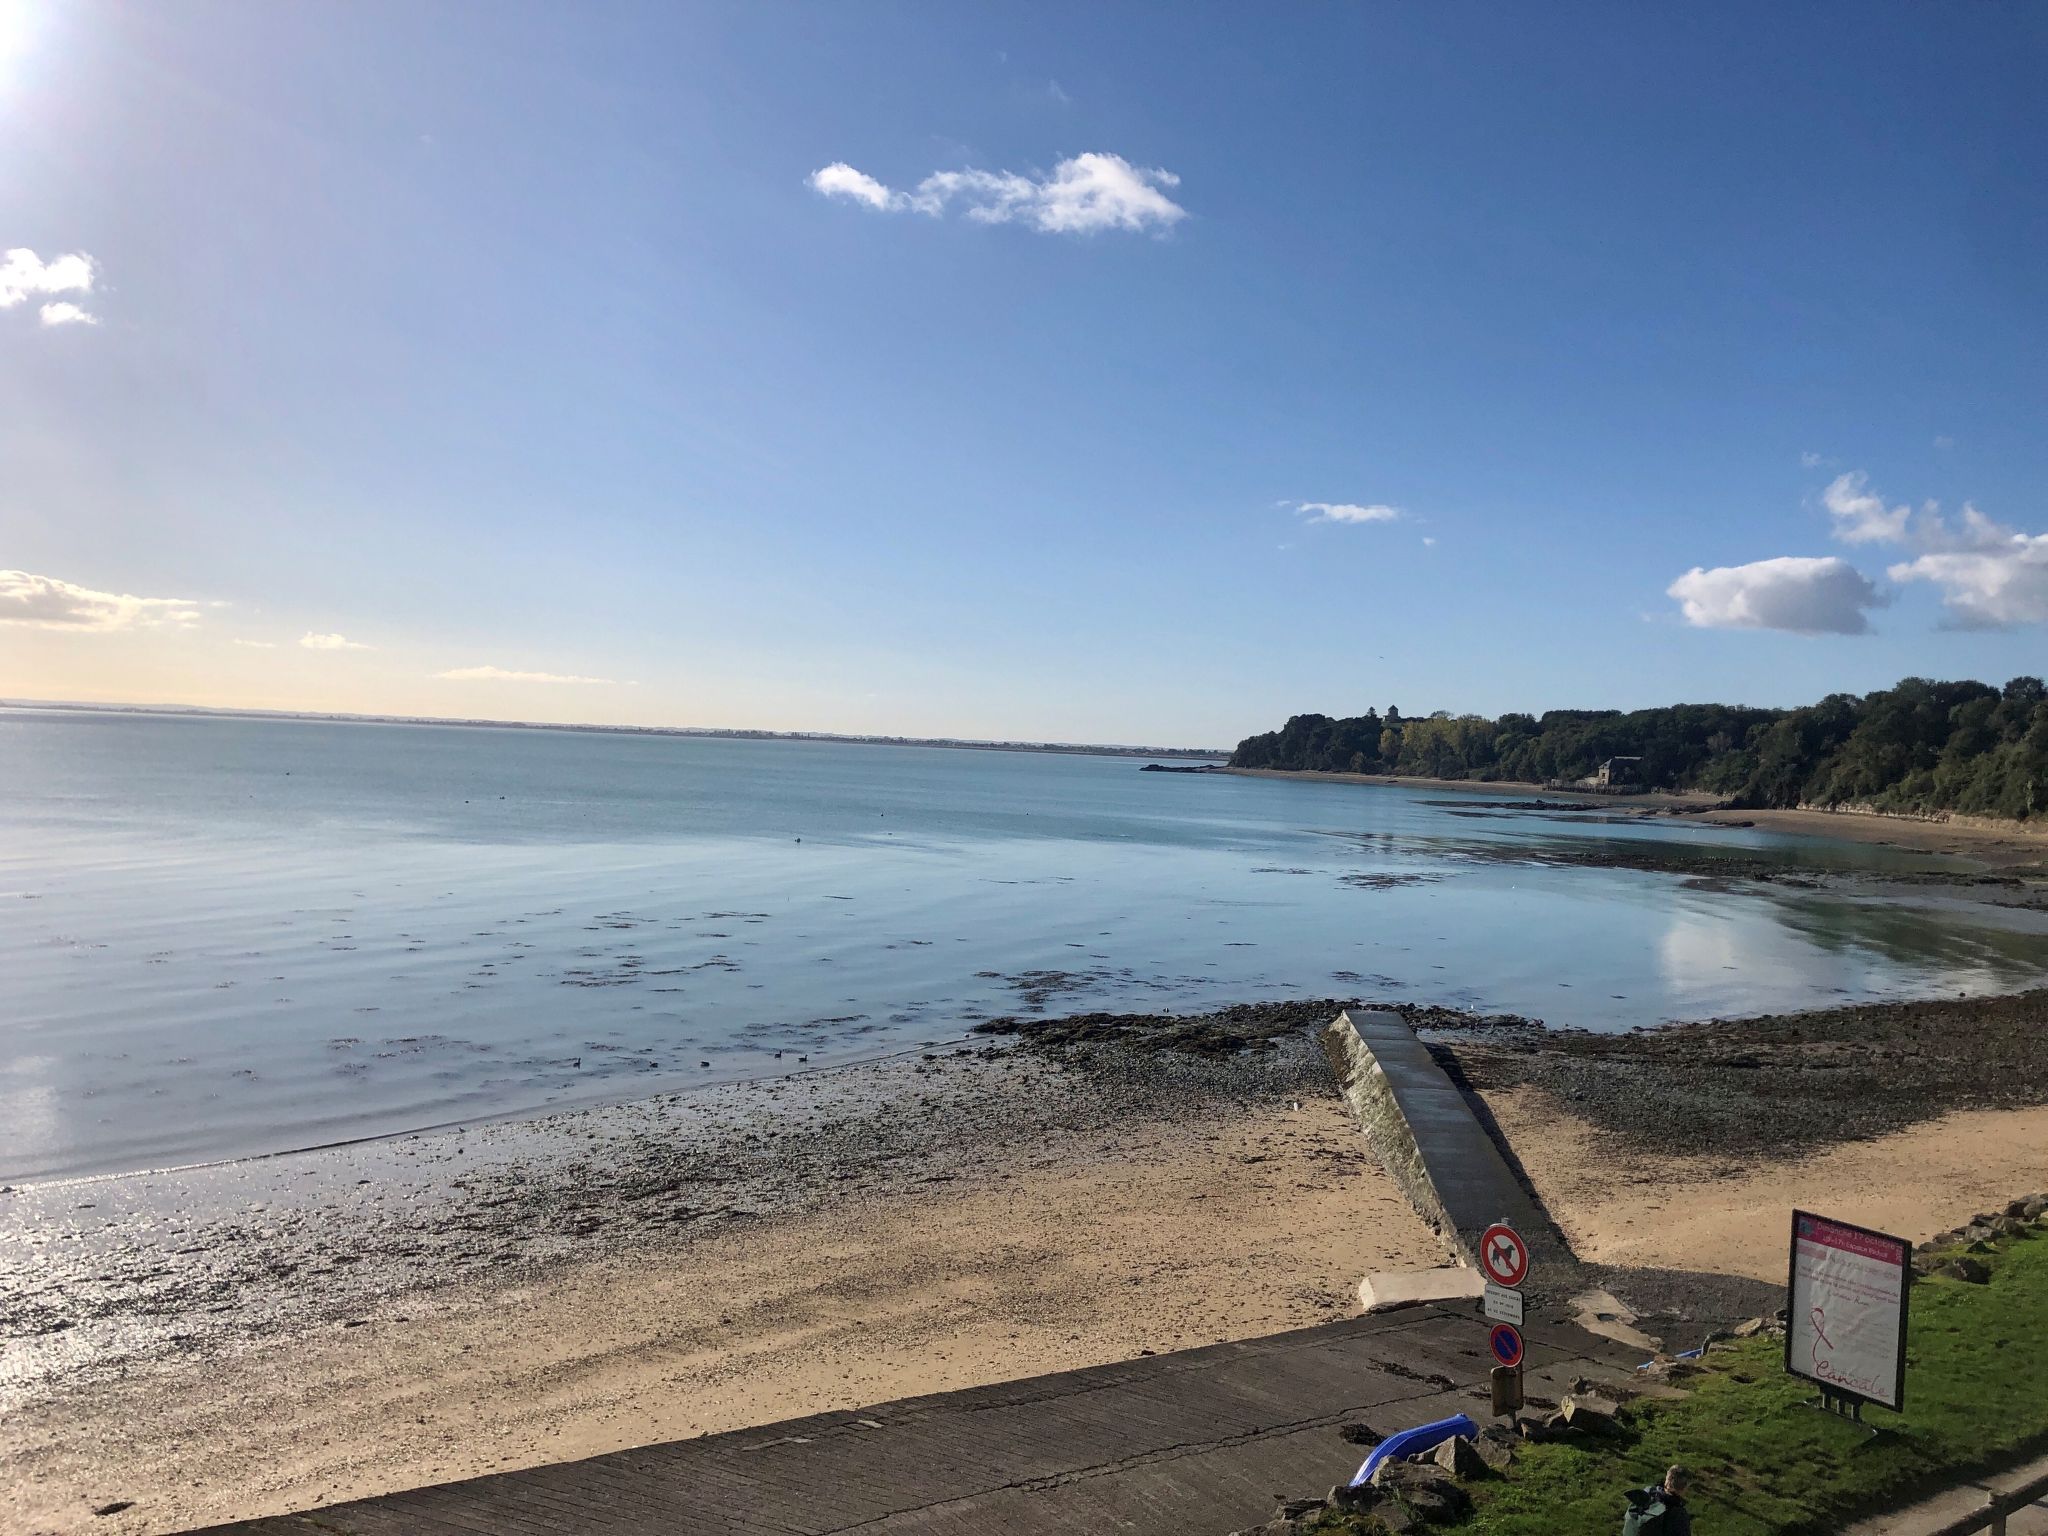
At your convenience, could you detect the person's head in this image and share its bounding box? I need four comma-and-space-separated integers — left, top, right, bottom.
1664, 1465, 1692, 1498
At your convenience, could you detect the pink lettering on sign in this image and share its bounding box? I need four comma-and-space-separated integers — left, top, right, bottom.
1797, 1215, 1907, 1264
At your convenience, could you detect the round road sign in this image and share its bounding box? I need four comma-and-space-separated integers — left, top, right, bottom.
1480, 1223, 1530, 1288
1488, 1323, 1525, 1369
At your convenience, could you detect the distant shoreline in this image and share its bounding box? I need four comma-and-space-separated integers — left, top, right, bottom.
0, 698, 1229, 761
1222, 765, 2048, 863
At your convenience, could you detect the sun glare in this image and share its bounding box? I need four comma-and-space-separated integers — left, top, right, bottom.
0, 0, 36, 72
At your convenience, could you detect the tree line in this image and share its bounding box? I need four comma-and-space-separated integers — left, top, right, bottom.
1228, 675, 2048, 820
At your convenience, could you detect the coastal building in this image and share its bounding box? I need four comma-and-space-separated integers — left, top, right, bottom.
1595, 756, 1643, 788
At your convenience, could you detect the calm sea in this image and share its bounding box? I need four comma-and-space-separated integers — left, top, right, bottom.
4, 707, 2046, 1183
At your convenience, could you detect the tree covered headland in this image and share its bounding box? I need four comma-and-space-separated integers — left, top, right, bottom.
1228, 676, 2048, 820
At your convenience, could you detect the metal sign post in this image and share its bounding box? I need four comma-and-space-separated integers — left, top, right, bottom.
1479, 1220, 1529, 1416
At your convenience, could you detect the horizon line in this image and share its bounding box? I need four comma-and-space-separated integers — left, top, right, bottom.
0, 696, 1232, 759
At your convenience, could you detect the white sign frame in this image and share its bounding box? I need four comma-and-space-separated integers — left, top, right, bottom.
1483, 1282, 1523, 1326
1785, 1209, 1911, 1411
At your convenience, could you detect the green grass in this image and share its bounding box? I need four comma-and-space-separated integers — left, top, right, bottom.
1307, 1227, 2048, 1536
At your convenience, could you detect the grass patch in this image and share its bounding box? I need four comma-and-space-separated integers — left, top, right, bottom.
1304, 1228, 2048, 1536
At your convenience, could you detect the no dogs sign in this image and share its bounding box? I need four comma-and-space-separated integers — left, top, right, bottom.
1480, 1223, 1530, 1288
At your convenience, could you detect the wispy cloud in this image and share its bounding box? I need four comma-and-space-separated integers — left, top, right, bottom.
1298, 501, 1402, 525
435, 665, 631, 685
1667, 556, 1885, 635
810, 152, 1186, 235
808, 162, 897, 212
300, 631, 371, 651
1888, 509, 2048, 628
1822, 472, 1911, 545
1806, 470, 2048, 628
232, 638, 277, 649
0, 569, 203, 631
1, 248, 97, 324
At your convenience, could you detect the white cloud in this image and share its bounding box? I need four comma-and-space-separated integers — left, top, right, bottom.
1422, 536, 1437, 547
300, 631, 371, 651
808, 162, 898, 211
1800, 451, 1829, 469
1822, 471, 1911, 545
232, 638, 276, 649
1667, 556, 1886, 635
1299, 501, 1402, 525
810, 152, 1186, 235
0, 569, 203, 631
1888, 509, 2048, 627
1, 248, 96, 324
435, 665, 630, 685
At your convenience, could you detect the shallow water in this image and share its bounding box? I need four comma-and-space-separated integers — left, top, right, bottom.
4, 707, 2046, 1182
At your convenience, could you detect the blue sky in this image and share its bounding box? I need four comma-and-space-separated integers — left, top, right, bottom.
1, 1, 2044, 747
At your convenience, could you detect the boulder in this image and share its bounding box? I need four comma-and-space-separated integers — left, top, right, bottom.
1371, 1461, 1473, 1525
2004, 1197, 2032, 1219
1473, 1425, 1519, 1472
1561, 1392, 1622, 1432
1942, 1257, 1991, 1284
1426, 1434, 1488, 1479
1730, 1316, 1770, 1339
2022, 1197, 2048, 1221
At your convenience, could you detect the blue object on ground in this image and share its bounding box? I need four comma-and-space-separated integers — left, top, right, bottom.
1637, 1346, 1707, 1371
1349, 1413, 1481, 1487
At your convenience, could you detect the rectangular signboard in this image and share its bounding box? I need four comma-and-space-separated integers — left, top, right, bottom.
1785, 1209, 1911, 1410
1483, 1282, 1523, 1326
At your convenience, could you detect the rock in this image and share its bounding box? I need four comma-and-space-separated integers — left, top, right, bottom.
1942, 1257, 1991, 1284
1276, 1497, 1325, 1519
1473, 1425, 1519, 1472
1561, 1392, 1622, 1432
1966, 1238, 1995, 1254
1993, 1216, 2026, 1237
1372, 1459, 1473, 1523
1730, 1316, 1769, 1338
1427, 1434, 1488, 1479
1327, 1482, 1385, 1512
93, 1503, 135, 1518
2023, 1197, 2048, 1221
2004, 1197, 2032, 1218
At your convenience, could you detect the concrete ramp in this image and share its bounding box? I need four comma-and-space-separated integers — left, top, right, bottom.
1321, 1010, 1579, 1298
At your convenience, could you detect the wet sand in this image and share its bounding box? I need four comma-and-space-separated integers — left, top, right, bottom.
1, 1036, 1441, 1535
1225, 765, 2048, 868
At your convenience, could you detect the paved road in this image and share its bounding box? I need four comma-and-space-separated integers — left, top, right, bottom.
201, 1302, 1641, 1536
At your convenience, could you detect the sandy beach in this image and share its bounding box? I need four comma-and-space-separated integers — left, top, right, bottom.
1, 1032, 1442, 1535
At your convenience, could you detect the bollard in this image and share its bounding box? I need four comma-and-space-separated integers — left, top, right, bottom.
1490, 1365, 1523, 1418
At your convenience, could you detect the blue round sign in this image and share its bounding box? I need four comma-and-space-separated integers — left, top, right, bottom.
1489, 1323, 1524, 1368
